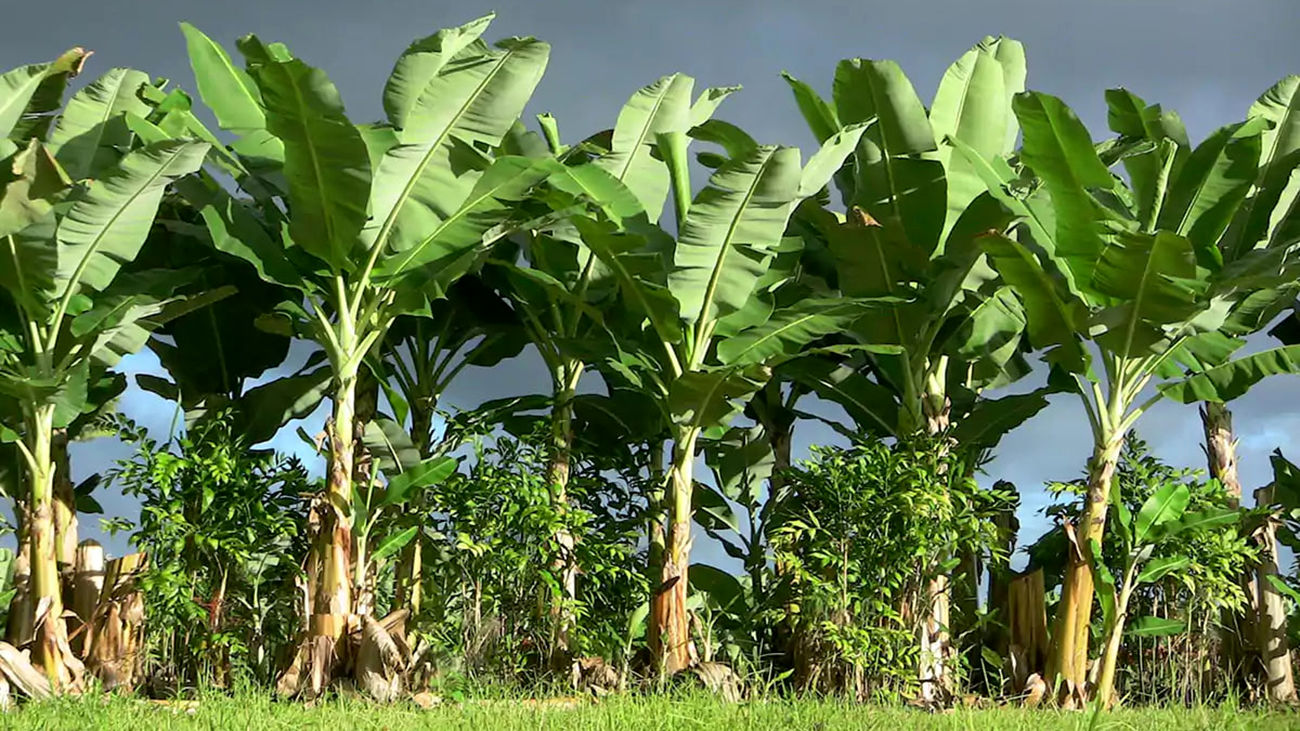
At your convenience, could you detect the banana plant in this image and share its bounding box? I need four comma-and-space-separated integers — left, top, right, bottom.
367, 276, 527, 616
0, 53, 212, 688
1089, 481, 1240, 706
782, 37, 1052, 698
553, 81, 868, 670
483, 77, 739, 657
1107, 76, 1300, 504
153, 16, 554, 695
963, 86, 1300, 696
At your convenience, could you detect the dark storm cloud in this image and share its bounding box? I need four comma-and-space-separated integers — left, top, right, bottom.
4, 0, 1298, 560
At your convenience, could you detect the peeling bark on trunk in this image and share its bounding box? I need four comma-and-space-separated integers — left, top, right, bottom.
6, 524, 32, 648
87, 553, 146, 691
288, 373, 357, 697
650, 428, 699, 675
646, 440, 667, 618
351, 373, 378, 618
25, 405, 72, 691
1201, 402, 1257, 680
1048, 435, 1124, 700
1254, 484, 1297, 704
988, 491, 1020, 659
69, 541, 103, 658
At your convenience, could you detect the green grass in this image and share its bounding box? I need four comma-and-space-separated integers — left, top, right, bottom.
0, 692, 1295, 730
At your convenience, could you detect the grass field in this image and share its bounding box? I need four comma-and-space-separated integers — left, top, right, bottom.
0, 692, 1294, 730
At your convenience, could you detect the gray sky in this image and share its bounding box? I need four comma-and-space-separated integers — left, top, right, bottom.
4, 0, 1300, 567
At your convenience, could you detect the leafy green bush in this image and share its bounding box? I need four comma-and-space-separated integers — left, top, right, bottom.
108, 412, 311, 689
771, 437, 1012, 699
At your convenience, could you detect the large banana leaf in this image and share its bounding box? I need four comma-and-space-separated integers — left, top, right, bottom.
243, 45, 370, 272
779, 356, 899, 437
833, 59, 946, 252
1226, 76, 1300, 255
47, 68, 153, 181
1104, 89, 1189, 226
1013, 91, 1114, 288
715, 298, 874, 366
180, 23, 267, 136
670, 145, 802, 328
1158, 118, 1264, 255
364, 20, 549, 263
0, 48, 88, 142
376, 155, 556, 282
931, 36, 1024, 241
979, 232, 1088, 371
1159, 344, 1300, 403
53, 140, 209, 301
595, 74, 693, 222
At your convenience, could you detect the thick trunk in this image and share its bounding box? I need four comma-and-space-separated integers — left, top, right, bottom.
1048, 434, 1124, 699
6, 502, 32, 647
1006, 569, 1049, 691
547, 373, 579, 665
70, 541, 104, 658
650, 427, 699, 674
300, 373, 357, 693
51, 429, 77, 584
1254, 484, 1297, 703
1202, 403, 1242, 501
1201, 402, 1256, 678
26, 405, 72, 690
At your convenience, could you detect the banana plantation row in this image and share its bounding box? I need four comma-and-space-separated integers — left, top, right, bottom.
1, 12, 1299, 710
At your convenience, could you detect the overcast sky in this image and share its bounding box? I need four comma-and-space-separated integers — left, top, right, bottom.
3, 0, 1299, 567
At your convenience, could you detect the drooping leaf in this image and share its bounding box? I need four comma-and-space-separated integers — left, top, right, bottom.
1137, 555, 1191, 584
1158, 345, 1300, 404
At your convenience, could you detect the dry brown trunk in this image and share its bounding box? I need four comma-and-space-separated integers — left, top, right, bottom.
69, 541, 103, 657
988, 493, 1020, 658
1048, 435, 1124, 701
650, 428, 699, 674
284, 374, 357, 697
1007, 569, 1049, 691
1254, 484, 1297, 704
86, 553, 146, 691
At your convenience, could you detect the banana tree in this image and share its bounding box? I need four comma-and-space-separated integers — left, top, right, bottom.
964, 87, 1300, 698
554, 84, 868, 670
159, 16, 554, 695
481, 76, 740, 659
1117, 76, 1300, 688
0, 53, 212, 687
782, 37, 1053, 698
